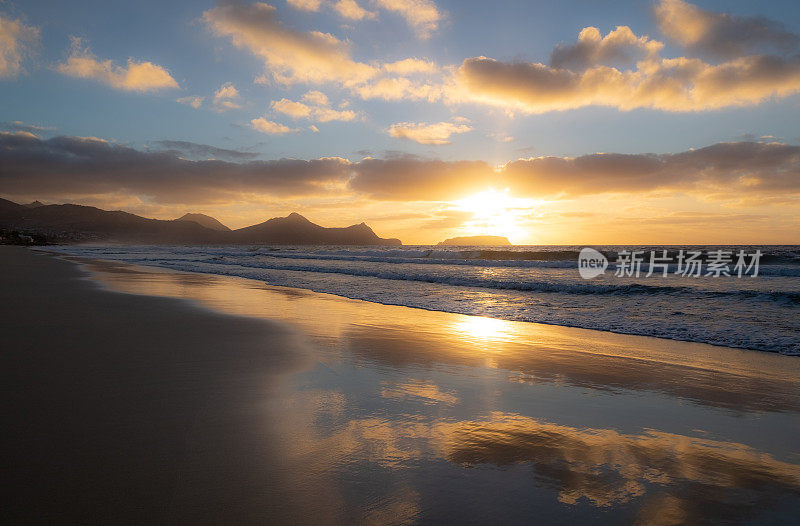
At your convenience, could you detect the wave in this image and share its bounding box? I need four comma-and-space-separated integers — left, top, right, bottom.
252, 245, 800, 263
41, 245, 800, 355
192, 249, 800, 276
112, 255, 799, 306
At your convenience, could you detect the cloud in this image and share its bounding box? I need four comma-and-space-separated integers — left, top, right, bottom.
455, 51, 800, 113
153, 140, 259, 161
333, 0, 376, 21
0, 132, 348, 203
56, 37, 179, 92
1, 120, 55, 133
0, 14, 39, 78
271, 90, 357, 122
372, 0, 443, 39
286, 0, 322, 11
250, 117, 298, 134
176, 95, 205, 108
203, 2, 443, 102
455, 1, 800, 115
655, 0, 800, 59
213, 82, 242, 110
550, 26, 662, 70
388, 120, 472, 145
203, 2, 375, 86
349, 141, 800, 201
351, 76, 442, 101
489, 132, 514, 143
349, 157, 494, 200
302, 89, 329, 106
3, 132, 795, 206
382, 57, 437, 75
500, 141, 800, 197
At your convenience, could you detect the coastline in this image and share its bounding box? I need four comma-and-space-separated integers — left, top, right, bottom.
4, 246, 800, 523
39, 244, 800, 356
1, 246, 309, 523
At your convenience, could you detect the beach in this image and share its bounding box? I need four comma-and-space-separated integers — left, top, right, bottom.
3, 246, 800, 524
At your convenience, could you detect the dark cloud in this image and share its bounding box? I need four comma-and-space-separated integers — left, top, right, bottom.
153, 140, 259, 161
457, 2, 800, 113
1, 133, 798, 204
0, 132, 350, 204
349, 158, 495, 200
457, 53, 800, 113
502, 141, 800, 196
656, 0, 800, 59
550, 26, 662, 70
1, 121, 55, 133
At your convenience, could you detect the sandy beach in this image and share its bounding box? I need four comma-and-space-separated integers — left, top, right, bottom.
3, 246, 800, 524
2, 247, 307, 523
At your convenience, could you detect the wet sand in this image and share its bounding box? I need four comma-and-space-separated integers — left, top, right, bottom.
1, 247, 308, 523
3, 246, 800, 524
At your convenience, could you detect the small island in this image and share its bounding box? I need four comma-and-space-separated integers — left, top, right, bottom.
437, 235, 511, 246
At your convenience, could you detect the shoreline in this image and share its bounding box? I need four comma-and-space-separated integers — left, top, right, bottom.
39, 247, 800, 357
58, 250, 800, 403
4, 246, 800, 523
1, 246, 311, 523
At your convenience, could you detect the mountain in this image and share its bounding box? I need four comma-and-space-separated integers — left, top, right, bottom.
0, 197, 25, 215
23, 200, 45, 208
438, 235, 511, 246
0, 198, 401, 245
0, 201, 222, 243
229, 212, 401, 245
176, 213, 231, 232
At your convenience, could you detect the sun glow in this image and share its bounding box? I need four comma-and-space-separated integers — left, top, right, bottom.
452, 189, 536, 243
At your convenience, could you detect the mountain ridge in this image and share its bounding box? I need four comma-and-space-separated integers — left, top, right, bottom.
0, 198, 401, 245
176, 213, 231, 232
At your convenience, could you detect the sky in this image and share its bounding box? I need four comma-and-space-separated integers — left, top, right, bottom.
0, 0, 799, 244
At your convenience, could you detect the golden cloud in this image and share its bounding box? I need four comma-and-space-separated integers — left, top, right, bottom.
204, 2, 442, 102
655, 0, 799, 58
56, 38, 179, 92
2, 133, 798, 204
213, 82, 242, 111
271, 90, 357, 122
550, 25, 663, 70
388, 120, 472, 145
349, 157, 494, 200
373, 0, 443, 39
176, 95, 205, 108
455, 51, 800, 113
382, 57, 438, 75
333, 0, 376, 21
203, 2, 376, 86
0, 14, 39, 78
286, 0, 322, 11
250, 117, 298, 134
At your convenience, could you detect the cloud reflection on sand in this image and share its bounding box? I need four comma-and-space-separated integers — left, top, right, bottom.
72, 257, 800, 522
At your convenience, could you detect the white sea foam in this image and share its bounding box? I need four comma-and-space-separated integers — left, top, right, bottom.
43, 244, 800, 355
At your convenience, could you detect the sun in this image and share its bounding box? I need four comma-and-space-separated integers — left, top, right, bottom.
452, 189, 535, 243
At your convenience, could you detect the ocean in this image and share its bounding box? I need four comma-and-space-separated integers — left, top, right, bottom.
44, 244, 800, 355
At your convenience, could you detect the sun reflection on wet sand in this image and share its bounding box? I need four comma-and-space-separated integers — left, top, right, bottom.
70, 257, 800, 523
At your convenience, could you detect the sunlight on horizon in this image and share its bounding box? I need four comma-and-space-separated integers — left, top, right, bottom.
452, 189, 538, 244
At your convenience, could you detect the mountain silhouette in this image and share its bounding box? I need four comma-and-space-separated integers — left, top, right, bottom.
176, 213, 231, 232
229, 212, 400, 245
0, 198, 401, 245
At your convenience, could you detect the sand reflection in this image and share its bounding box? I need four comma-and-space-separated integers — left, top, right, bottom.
73, 257, 800, 415
269, 383, 800, 524
66, 256, 800, 522
444, 413, 800, 522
